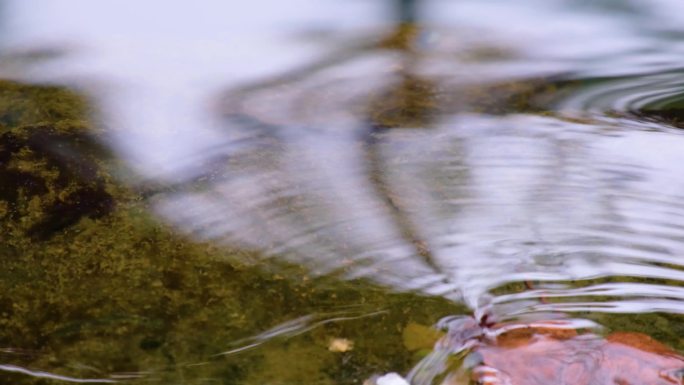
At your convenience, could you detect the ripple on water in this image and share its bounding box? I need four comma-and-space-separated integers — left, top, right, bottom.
156, 99, 684, 321
543, 69, 684, 129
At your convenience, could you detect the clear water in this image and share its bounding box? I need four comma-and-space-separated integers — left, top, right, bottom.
2, 0, 684, 384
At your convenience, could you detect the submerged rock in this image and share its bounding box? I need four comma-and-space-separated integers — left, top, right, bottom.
444, 320, 684, 385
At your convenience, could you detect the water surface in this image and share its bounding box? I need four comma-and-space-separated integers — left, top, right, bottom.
2, 0, 684, 384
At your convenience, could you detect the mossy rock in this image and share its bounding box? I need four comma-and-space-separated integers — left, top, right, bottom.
0, 80, 122, 240
0, 80, 468, 384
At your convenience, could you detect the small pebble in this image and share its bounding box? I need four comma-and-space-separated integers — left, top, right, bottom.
328, 338, 353, 352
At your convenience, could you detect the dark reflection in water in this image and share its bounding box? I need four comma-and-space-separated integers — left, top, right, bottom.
2, 0, 684, 384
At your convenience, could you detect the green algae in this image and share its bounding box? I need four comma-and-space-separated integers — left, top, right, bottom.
0, 80, 118, 241
0, 80, 466, 384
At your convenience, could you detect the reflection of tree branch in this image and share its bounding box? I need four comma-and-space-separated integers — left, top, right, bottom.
363, 23, 445, 274
223, 14, 422, 107
396, 0, 419, 24
225, 0, 422, 96
367, 72, 440, 128
218, 19, 449, 276
226, 45, 371, 98
208, 14, 447, 273
364, 125, 439, 271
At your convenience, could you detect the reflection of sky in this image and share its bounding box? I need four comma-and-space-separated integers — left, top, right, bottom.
5, 0, 387, 81
3, 0, 684, 316
4, 0, 684, 178
427, 0, 684, 76
3, 0, 387, 177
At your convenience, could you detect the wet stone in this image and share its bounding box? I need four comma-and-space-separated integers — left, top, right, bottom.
451, 321, 684, 385
0, 81, 118, 240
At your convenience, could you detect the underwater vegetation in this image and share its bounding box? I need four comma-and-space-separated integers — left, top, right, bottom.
0, 80, 468, 384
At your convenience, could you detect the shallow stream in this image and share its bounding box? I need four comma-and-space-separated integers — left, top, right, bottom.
2, 0, 684, 384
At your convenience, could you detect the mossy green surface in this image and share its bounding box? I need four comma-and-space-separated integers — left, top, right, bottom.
0, 80, 466, 384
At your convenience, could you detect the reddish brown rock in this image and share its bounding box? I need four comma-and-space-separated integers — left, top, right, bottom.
468, 324, 684, 385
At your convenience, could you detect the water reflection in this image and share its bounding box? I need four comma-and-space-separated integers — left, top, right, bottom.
2, 0, 684, 383
148, 0, 684, 314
